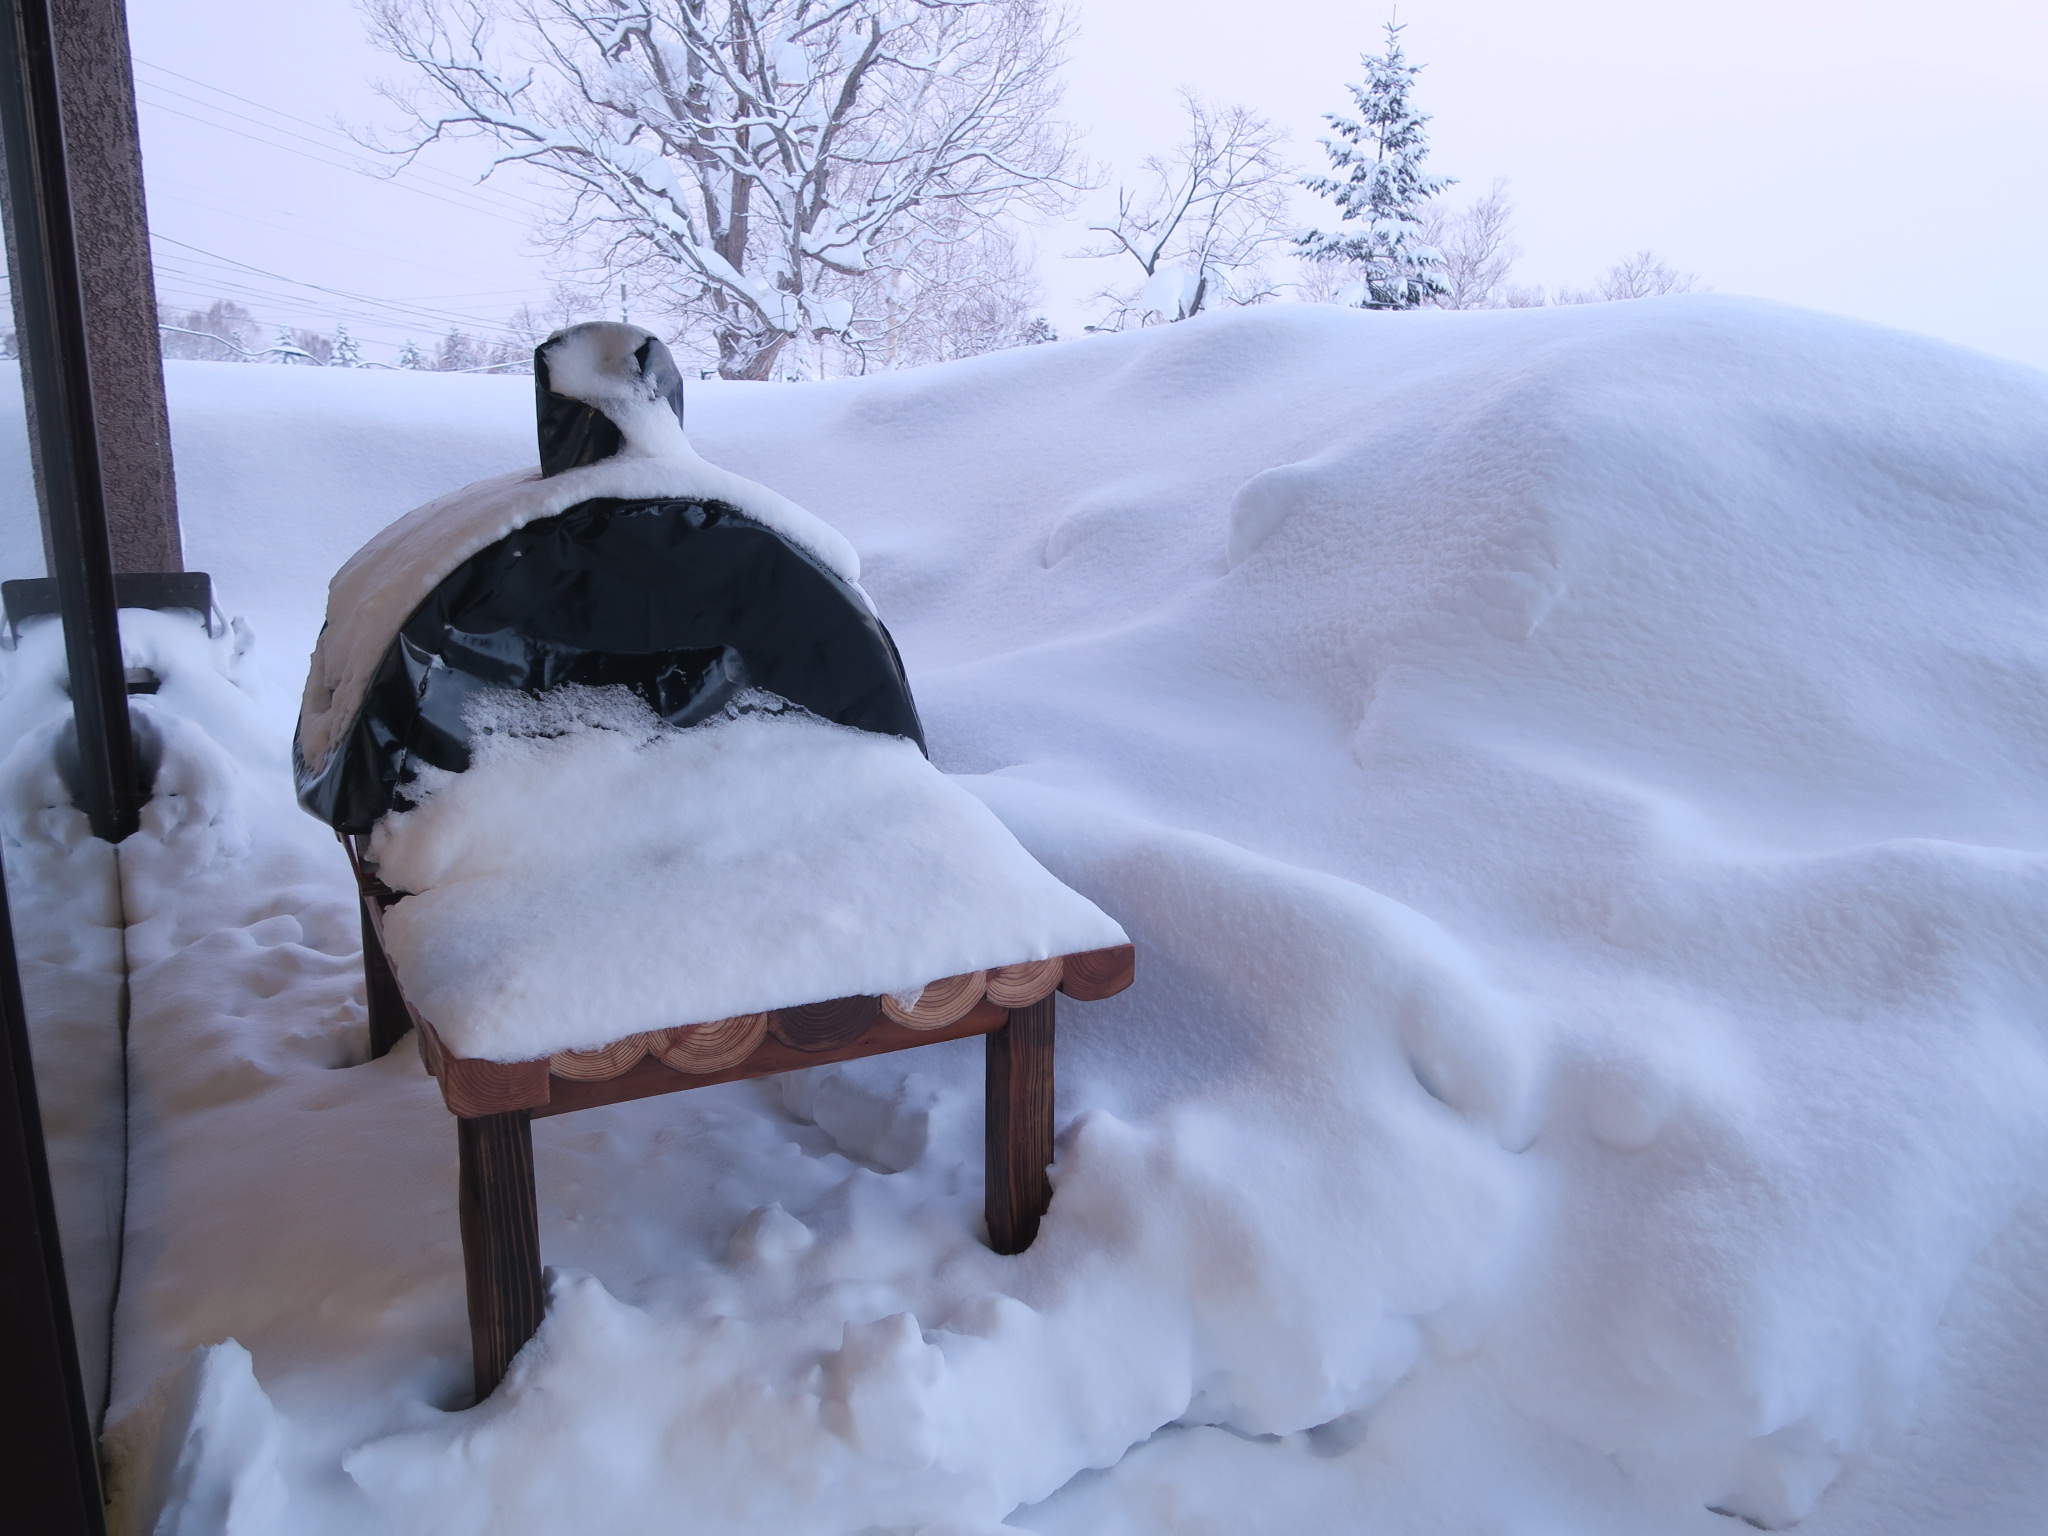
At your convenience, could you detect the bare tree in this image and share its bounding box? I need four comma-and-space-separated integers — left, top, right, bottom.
158, 298, 259, 361
1594, 249, 1697, 300
1081, 92, 1291, 329
838, 218, 1043, 370
1291, 254, 1359, 307
1551, 251, 1698, 305
1420, 179, 1520, 310
366, 0, 1083, 380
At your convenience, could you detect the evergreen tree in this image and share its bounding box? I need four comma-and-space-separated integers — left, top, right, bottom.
397, 339, 426, 369
268, 327, 321, 365
437, 329, 480, 372
332, 325, 365, 368
1297, 21, 1454, 310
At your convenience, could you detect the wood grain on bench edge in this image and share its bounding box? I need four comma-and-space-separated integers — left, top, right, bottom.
438, 1051, 553, 1118
537, 996, 1011, 1117
770, 994, 880, 1053
1057, 944, 1135, 1001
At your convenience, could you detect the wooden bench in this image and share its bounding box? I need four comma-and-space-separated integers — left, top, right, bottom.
347, 838, 1134, 1399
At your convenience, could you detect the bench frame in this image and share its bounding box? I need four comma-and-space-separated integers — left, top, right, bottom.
347, 838, 1133, 1399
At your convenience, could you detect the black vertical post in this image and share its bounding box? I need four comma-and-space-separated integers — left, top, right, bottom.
0, 0, 140, 843
0, 847, 108, 1536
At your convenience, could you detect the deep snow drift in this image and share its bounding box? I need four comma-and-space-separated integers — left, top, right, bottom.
6, 296, 2048, 1535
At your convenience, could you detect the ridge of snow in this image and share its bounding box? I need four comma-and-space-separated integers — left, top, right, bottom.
295, 445, 863, 775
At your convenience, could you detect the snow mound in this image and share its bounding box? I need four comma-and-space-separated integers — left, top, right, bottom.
295, 442, 862, 778
367, 691, 1124, 1059
33, 296, 2048, 1535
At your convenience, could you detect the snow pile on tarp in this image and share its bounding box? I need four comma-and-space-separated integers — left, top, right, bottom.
370, 689, 1124, 1059
11, 295, 2048, 1536
295, 442, 862, 780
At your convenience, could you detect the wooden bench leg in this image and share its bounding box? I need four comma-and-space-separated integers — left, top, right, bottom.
360, 896, 410, 1059
985, 995, 1055, 1254
457, 1110, 545, 1400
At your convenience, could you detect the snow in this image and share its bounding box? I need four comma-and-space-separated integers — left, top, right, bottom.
0, 618, 127, 1412
5, 294, 2048, 1534
368, 690, 1126, 1060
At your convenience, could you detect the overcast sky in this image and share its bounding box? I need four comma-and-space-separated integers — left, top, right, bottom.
123, 0, 2048, 371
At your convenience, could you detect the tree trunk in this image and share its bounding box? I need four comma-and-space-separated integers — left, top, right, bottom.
722, 330, 786, 381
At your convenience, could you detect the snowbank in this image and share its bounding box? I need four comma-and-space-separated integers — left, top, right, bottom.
369, 691, 1125, 1059
6, 295, 2048, 1534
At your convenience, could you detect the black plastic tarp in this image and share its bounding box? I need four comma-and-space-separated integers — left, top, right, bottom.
296, 326, 925, 834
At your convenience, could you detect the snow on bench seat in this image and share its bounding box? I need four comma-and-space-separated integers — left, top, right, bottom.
363, 689, 1127, 1063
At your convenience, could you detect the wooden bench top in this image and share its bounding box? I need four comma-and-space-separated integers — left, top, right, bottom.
350, 837, 1134, 1119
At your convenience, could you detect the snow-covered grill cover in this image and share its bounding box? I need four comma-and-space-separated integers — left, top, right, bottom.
294, 322, 924, 832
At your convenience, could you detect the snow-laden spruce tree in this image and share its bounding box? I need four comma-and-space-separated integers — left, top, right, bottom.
268, 328, 329, 365
367, 0, 1081, 380
1082, 92, 1291, 329
1298, 20, 1452, 310
332, 325, 367, 367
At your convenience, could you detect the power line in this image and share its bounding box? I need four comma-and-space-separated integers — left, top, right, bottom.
134, 84, 554, 229
149, 190, 554, 301
136, 96, 531, 232
153, 271, 469, 337
151, 252, 524, 332
131, 56, 558, 218
151, 236, 533, 337
125, 59, 573, 354
146, 181, 551, 293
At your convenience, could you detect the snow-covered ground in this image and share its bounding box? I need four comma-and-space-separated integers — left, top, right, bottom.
7, 295, 2048, 1534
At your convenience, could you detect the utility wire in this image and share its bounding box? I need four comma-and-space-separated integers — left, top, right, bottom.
146, 176, 550, 291
134, 80, 552, 226
128, 59, 570, 352
133, 57, 556, 218
152, 236, 532, 337
137, 96, 536, 231
133, 57, 555, 216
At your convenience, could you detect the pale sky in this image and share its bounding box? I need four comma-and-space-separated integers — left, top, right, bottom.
124, 0, 2048, 371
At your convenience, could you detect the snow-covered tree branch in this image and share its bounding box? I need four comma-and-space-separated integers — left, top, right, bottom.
365, 0, 1083, 378
1079, 93, 1291, 330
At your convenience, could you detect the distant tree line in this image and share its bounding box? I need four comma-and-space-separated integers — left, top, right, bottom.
151, 290, 1062, 373
134, 8, 1691, 375
157, 297, 540, 371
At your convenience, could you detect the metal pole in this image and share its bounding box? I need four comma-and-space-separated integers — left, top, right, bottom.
0, 843, 108, 1535
0, 0, 140, 842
